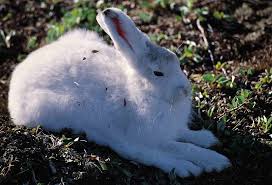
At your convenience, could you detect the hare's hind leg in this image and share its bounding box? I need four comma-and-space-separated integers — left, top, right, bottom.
110, 141, 203, 177
177, 129, 219, 148
158, 141, 231, 173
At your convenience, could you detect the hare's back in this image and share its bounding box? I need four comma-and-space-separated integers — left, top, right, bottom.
9, 29, 127, 128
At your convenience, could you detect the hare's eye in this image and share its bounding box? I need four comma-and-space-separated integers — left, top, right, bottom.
153, 71, 164, 77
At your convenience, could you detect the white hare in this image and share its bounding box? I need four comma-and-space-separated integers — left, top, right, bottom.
8, 8, 230, 177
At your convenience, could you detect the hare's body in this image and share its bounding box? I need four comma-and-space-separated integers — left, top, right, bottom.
9, 30, 189, 144
9, 8, 230, 177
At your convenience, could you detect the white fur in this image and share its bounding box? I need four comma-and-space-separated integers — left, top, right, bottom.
8, 8, 230, 177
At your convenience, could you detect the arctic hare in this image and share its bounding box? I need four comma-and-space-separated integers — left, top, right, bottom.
8, 8, 230, 177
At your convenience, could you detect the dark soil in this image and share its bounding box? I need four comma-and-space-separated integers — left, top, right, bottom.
0, 0, 271, 185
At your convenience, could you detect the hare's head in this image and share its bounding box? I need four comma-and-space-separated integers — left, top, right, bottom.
97, 8, 191, 104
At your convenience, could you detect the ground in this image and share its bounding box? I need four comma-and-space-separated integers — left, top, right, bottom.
0, 0, 271, 185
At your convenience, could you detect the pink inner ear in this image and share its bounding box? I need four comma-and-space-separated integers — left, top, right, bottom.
111, 17, 133, 50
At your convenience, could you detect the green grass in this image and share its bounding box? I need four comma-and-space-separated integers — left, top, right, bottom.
46, 4, 99, 43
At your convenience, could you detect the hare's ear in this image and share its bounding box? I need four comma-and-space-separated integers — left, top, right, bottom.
146, 41, 176, 58
97, 8, 149, 67
144, 41, 177, 67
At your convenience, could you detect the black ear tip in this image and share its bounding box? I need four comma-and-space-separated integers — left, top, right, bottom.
103, 9, 111, 16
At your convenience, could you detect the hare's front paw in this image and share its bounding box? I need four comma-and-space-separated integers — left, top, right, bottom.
177, 129, 219, 148
163, 159, 203, 177
193, 147, 231, 172
110, 141, 203, 177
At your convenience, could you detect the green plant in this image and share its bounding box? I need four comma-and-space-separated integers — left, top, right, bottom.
138, 12, 153, 23
213, 11, 230, 20
254, 68, 272, 91
257, 115, 272, 133
178, 0, 209, 20
194, 7, 209, 20
239, 67, 254, 77
207, 106, 215, 118
178, 0, 198, 14
46, 6, 98, 43
149, 33, 168, 43
229, 89, 251, 109
154, 0, 171, 8
26, 36, 38, 50
202, 73, 216, 83
180, 41, 202, 63
187, 0, 198, 10
215, 61, 227, 70
202, 73, 236, 88
139, 0, 154, 9
60, 135, 79, 148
